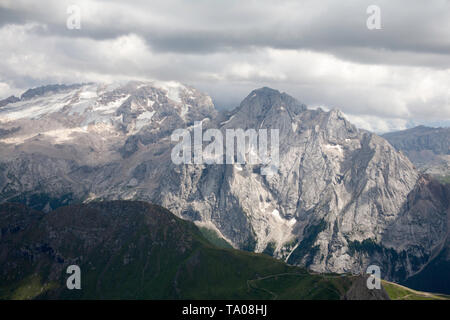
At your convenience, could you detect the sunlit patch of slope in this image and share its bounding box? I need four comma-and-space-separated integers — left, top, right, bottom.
382, 280, 450, 300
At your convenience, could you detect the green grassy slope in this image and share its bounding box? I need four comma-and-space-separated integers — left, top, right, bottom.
382, 280, 450, 300
0, 201, 384, 300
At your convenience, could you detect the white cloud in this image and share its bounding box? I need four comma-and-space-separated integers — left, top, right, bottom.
0, 82, 19, 98
341, 113, 409, 134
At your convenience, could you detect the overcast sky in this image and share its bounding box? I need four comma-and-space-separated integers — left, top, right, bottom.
1, 0, 449, 132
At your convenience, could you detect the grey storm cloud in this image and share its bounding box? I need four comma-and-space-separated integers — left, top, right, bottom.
3, 0, 450, 62
0, 0, 449, 132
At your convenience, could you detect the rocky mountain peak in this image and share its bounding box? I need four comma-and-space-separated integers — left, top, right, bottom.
240, 87, 306, 116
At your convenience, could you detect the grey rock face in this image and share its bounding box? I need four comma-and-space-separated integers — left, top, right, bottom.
0, 82, 448, 283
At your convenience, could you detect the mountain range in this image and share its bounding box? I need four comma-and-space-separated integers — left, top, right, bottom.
0, 81, 449, 294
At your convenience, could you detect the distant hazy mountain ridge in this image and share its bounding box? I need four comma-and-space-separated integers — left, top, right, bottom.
383, 126, 450, 177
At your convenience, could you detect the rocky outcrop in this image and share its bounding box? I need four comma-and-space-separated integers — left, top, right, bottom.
343, 275, 390, 300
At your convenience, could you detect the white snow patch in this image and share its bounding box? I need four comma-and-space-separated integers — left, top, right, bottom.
0, 126, 91, 144
137, 110, 155, 121
286, 242, 300, 261
271, 209, 282, 220
42, 127, 89, 143
179, 104, 190, 121
323, 144, 343, 157
135, 110, 155, 131
152, 80, 185, 103
92, 94, 129, 115
79, 89, 97, 99
167, 88, 181, 103
0, 133, 36, 144
0, 91, 76, 121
